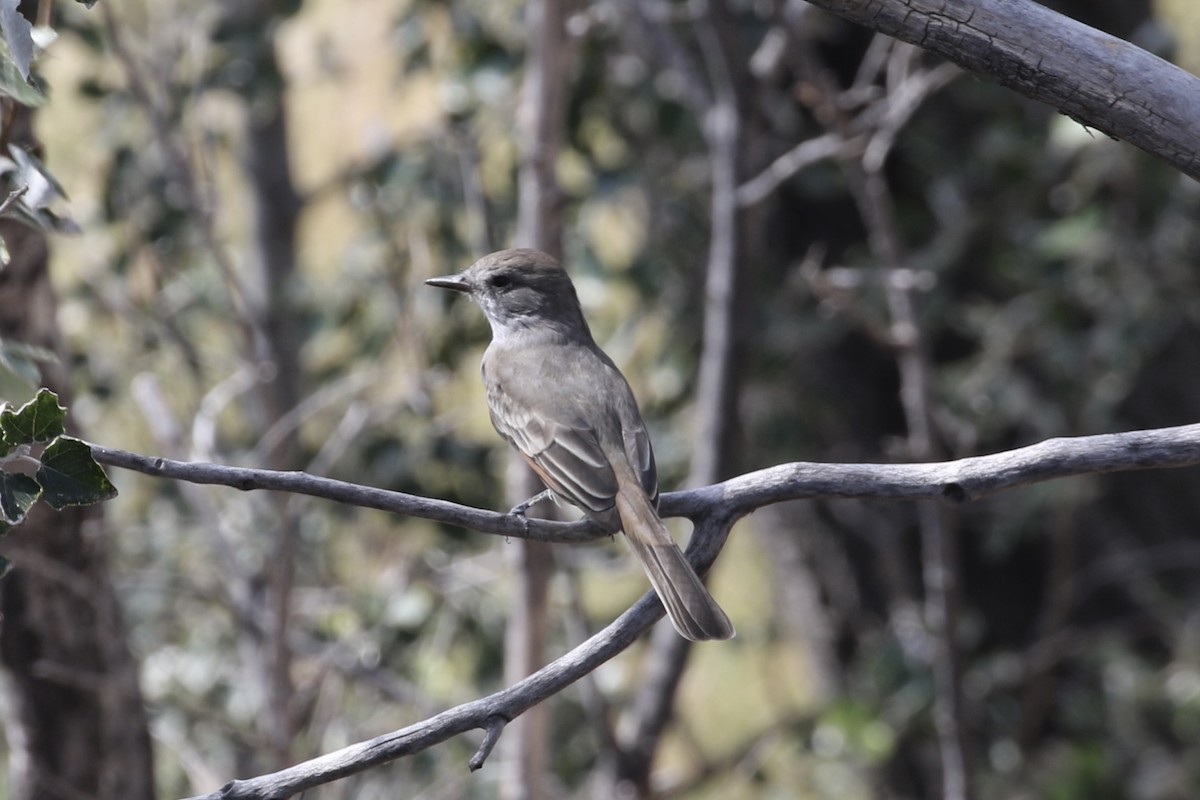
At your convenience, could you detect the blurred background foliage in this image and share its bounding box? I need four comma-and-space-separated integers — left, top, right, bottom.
1, 0, 1199, 797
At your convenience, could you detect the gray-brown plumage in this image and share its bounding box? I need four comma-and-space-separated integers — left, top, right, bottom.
426, 248, 733, 641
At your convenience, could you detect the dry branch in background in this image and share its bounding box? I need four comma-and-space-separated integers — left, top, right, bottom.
801, 0, 1200, 179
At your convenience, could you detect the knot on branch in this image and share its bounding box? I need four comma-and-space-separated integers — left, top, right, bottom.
940, 482, 968, 503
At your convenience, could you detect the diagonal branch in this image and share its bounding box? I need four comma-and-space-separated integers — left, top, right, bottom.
736, 132, 859, 207
182, 607, 644, 800
178, 511, 734, 800
803, 0, 1200, 180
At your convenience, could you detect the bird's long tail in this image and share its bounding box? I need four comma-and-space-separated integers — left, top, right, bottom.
614, 476, 734, 641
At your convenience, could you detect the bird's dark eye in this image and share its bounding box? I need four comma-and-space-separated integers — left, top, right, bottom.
488, 273, 513, 289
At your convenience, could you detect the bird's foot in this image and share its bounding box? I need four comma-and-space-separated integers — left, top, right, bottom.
509, 489, 555, 518
508, 489, 556, 538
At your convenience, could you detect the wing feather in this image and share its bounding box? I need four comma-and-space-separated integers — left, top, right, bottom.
485, 372, 617, 512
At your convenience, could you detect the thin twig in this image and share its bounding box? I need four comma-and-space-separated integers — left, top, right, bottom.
468, 715, 508, 771
736, 133, 859, 207
0, 185, 29, 216
100, 5, 257, 327
798, 31, 970, 793
821, 34, 970, 796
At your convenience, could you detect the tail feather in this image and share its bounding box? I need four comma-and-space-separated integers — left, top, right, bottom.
613, 480, 734, 641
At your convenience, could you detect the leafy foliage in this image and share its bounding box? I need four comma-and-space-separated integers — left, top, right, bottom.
36, 435, 117, 508
0, 384, 65, 444
0, 0, 84, 234
0, 471, 37, 533
0, 389, 116, 533
0, 0, 33, 82
0, 38, 43, 106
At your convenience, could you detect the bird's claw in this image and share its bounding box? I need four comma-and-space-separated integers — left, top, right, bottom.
509, 489, 554, 518
508, 489, 554, 538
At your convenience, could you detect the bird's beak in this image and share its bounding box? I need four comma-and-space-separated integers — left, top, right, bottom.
425, 274, 473, 293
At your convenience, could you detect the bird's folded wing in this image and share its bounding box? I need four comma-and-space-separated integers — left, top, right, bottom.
488, 399, 617, 514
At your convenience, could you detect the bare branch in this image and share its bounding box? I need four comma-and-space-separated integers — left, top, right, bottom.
736, 132, 857, 207
676, 423, 1200, 515
100, 4, 259, 329
176, 510, 734, 800
80, 421, 1200, 799
804, 0, 1200, 179
180, 584, 673, 800
90, 423, 1200, 538
862, 60, 960, 172
0, 184, 28, 216
87, 443, 604, 544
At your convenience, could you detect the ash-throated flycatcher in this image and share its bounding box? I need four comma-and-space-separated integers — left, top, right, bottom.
427, 248, 733, 641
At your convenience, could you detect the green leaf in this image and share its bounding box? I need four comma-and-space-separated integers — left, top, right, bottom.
0, 0, 34, 81
0, 471, 40, 533
9, 144, 70, 206
0, 387, 64, 445
0, 37, 43, 106
0, 339, 55, 391
0, 554, 11, 580
36, 436, 117, 509
0, 145, 78, 233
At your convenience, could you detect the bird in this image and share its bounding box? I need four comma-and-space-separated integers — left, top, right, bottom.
426, 248, 734, 641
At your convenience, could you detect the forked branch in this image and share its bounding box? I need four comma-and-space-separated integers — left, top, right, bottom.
85, 424, 1200, 799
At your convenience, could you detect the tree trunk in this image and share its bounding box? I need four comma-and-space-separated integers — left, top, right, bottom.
0, 105, 154, 800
